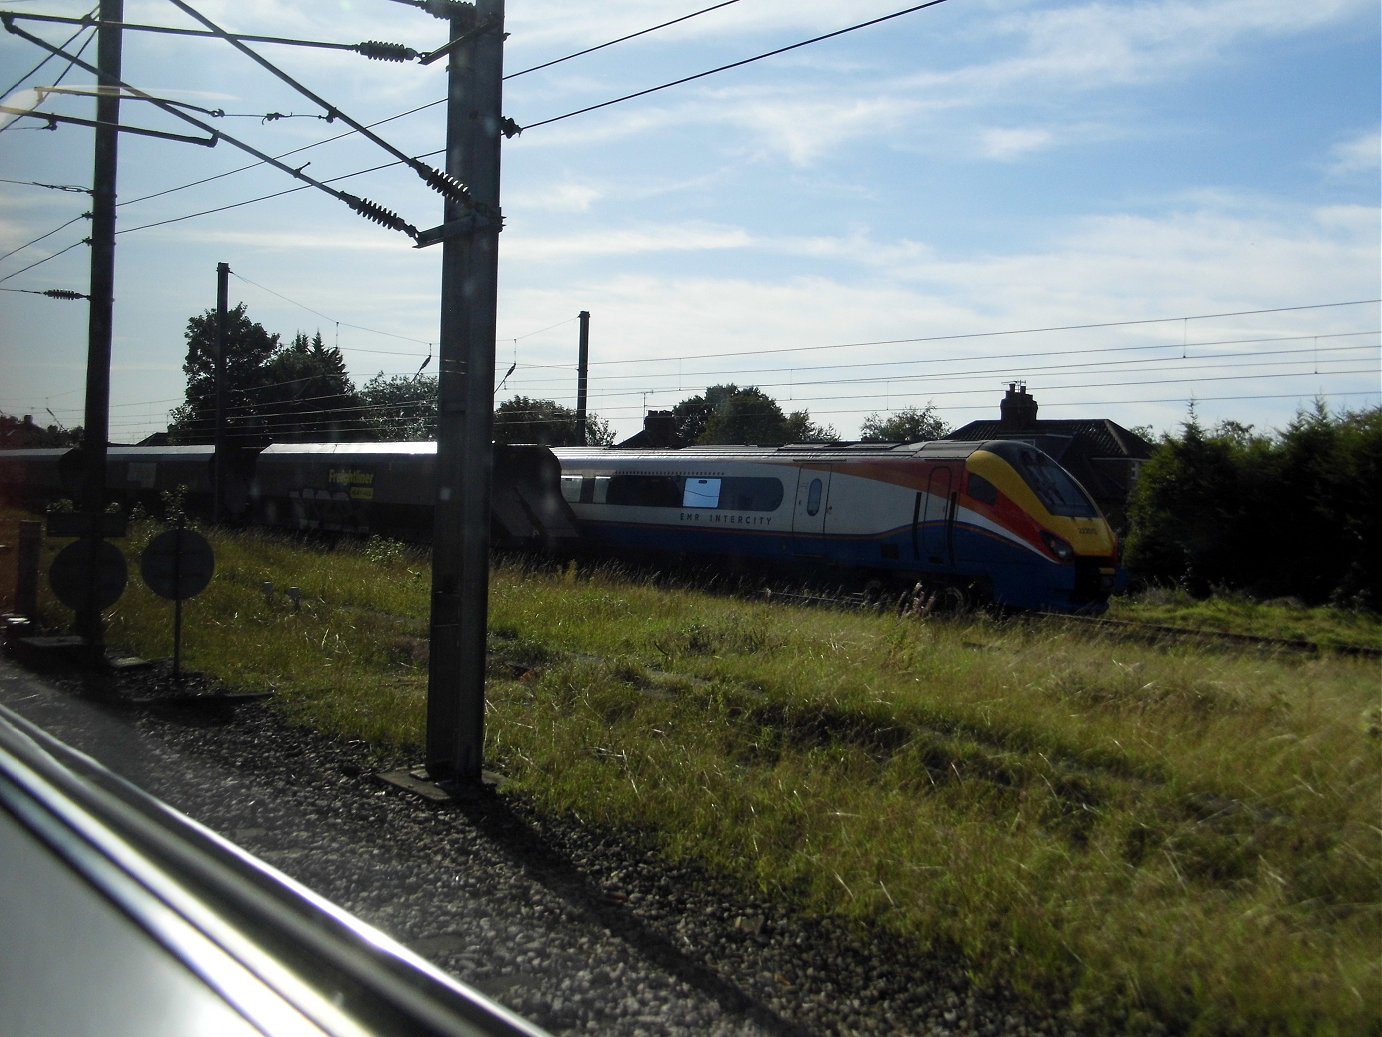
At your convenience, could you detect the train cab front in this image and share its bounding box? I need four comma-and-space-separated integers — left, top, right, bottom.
970, 441, 1123, 611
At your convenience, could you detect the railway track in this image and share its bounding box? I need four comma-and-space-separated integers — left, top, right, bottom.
754, 580, 1382, 659
1033, 612, 1382, 659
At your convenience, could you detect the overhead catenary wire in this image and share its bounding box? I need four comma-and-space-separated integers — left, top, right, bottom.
518, 0, 955, 132
3, 17, 425, 241
0, 213, 89, 265
5, 10, 422, 59
0, 176, 89, 193
576, 300, 1382, 367
503, 0, 744, 80
8, 287, 1372, 411
1, 0, 948, 251
0, 5, 98, 137
527, 358, 1382, 412
227, 271, 578, 359
502, 331, 1381, 390
2, 9, 1374, 441
163, 1, 468, 208
124, 375, 1382, 445
6, 0, 741, 228
30, 374, 1382, 442
0, 237, 91, 284
33, 312, 1376, 434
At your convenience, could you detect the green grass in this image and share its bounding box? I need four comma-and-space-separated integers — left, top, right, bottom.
1110, 586, 1382, 650
5, 512, 1380, 1037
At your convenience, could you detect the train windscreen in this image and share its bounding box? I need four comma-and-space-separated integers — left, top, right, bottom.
986, 443, 1100, 518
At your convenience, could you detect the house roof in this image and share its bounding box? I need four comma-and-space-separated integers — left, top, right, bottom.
947, 418, 1155, 460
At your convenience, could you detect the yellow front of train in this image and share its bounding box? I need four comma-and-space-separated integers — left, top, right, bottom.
966, 441, 1121, 610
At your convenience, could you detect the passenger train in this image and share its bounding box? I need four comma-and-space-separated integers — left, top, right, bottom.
0, 438, 1120, 613
553, 440, 1119, 613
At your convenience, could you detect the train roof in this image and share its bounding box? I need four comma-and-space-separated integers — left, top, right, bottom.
0, 447, 72, 460
259, 441, 438, 457
552, 440, 1011, 465
106, 444, 217, 459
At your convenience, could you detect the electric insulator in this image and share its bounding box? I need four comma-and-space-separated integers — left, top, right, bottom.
344, 195, 419, 240
43, 289, 87, 301
414, 164, 472, 206
358, 41, 418, 63
424, 0, 476, 24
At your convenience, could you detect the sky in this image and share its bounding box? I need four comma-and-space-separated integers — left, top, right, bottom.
1, 0, 1378, 447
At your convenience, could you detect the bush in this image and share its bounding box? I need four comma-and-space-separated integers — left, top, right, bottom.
1123, 404, 1381, 608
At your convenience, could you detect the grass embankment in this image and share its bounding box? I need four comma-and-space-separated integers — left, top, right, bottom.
4, 513, 1380, 1037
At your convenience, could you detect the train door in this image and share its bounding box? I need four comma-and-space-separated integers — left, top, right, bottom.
791, 467, 832, 556
917, 465, 954, 566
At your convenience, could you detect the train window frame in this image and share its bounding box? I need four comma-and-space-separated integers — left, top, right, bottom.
806, 477, 823, 517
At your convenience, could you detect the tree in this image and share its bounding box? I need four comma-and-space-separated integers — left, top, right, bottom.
0, 412, 78, 447
169, 304, 282, 444
259, 332, 363, 441
670, 384, 737, 445
699, 386, 791, 444
493, 396, 614, 446
668, 384, 830, 446
784, 410, 838, 443
859, 403, 950, 442
1122, 403, 1382, 607
358, 372, 438, 441
1123, 418, 1243, 597
1269, 401, 1380, 605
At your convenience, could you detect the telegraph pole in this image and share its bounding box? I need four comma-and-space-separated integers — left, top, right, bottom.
76, 0, 124, 655
576, 310, 590, 445
426, 0, 506, 783
213, 261, 229, 523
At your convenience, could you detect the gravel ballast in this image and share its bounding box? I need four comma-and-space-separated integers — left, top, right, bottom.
0, 652, 1083, 1037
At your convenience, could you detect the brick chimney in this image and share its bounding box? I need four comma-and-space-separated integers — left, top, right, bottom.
642, 410, 680, 447
1000, 383, 1038, 429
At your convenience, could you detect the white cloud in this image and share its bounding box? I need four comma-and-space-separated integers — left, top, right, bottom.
510, 182, 603, 212
882, 0, 1374, 108
506, 0, 907, 51
496, 190, 1379, 439
506, 221, 753, 261
150, 224, 419, 254
1325, 128, 1382, 178
978, 126, 1055, 161
721, 91, 927, 166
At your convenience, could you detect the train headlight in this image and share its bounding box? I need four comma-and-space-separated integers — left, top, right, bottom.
1041, 531, 1075, 562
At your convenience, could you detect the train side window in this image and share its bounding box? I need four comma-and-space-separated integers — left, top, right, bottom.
719, 477, 783, 511
560, 475, 583, 503
683, 478, 721, 508
968, 473, 999, 506
607, 474, 682, 508
806, 477, 823, 516
580, 477, 596, 504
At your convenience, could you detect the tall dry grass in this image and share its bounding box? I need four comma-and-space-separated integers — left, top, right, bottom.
5, 514, 1378, 1036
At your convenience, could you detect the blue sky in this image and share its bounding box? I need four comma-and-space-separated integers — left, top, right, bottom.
1, 0, 1378, 445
